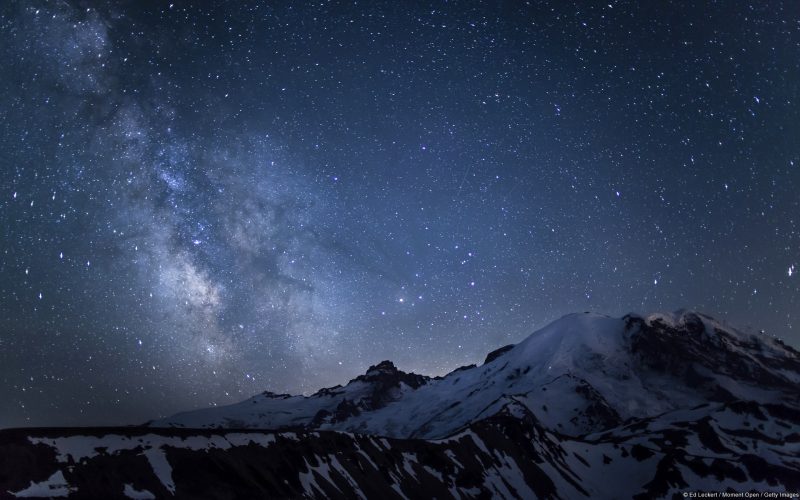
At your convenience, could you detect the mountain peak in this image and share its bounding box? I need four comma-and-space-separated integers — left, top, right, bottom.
364, 360, 398, 375
354, 360, 428, 391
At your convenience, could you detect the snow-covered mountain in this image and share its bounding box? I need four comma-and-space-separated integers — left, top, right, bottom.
152, 311, 800, 438
3, 311, 799, 498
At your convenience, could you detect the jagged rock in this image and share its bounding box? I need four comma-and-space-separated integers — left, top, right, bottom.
484, 344, 515, 364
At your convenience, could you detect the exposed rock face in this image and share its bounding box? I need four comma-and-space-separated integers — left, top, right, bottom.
628, 312, 800, 403
483, 344, 515, 364
351, 360, 430, 408
2, 311, 799, 498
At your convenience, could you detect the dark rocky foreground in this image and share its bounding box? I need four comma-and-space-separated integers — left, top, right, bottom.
2, 400, 799, 499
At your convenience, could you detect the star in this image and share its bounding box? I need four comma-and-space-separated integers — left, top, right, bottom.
0, 0, 797, 428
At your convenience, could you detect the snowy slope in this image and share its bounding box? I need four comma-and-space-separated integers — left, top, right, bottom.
152, 311, 800, 438
154, 360, 431, 432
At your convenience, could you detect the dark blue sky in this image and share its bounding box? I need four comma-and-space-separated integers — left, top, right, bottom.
1, 0, 799, 427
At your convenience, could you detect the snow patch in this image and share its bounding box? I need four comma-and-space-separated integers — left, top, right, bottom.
143, 448, 175, 494
123, 483, 156, 499
10, 470, 75, 498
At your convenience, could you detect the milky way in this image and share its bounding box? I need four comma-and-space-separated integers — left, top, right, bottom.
1, 1, 799, 427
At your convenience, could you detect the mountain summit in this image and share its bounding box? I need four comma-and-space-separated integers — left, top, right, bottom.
3, 311, 798, 498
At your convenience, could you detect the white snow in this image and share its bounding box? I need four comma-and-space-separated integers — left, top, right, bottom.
327, 456, 367, 500
143, 448, 175, 494
10, 470, 75, 498
486, 452, 536, 499
400, 452, 419, 480
123, 484, 156, 499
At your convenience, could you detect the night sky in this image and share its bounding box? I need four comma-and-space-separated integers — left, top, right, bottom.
2, 1, 799, 428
